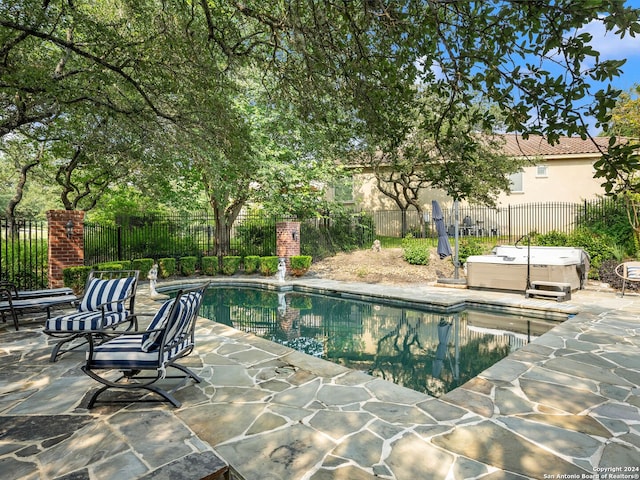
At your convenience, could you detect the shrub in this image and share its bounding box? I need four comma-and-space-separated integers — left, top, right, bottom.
63, 266, 93, 294
289, 255, 312, 276
534, 230, 570, 246
222, 256, 242, 275
158, 257, 176, 278
568, 228, 615, 279
180, 256, 198, 276
243, 255, 260, 274
201, 256, 218, 275
401, 235, 430, 265
94, 261, 131, 270
458, 238, 486, 265
260, 256, 279, 276
131, 258, 154, 278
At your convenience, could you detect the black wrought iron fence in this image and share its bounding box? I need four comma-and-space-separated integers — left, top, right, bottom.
367, 198, 625, 243
0, 218, 48, 290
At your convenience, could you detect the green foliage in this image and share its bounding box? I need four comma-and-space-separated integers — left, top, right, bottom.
94, 261, 131, 270
222, 256, 242, 275
243, 256, 260, 274
62, 266, 92, 294
458, 238, 486, 265
234, 217, 276, 257
534, 231, 570, 246
259, 256, 279, 276
577, 198, 636, 257
567, 229, 615, 279
401, 235, 430, 266
131, 258, 154, 279
158, 258, 176, 278
289, 255, 312, 276
0, 236, 48, 289
201, 256, 218, 276
301, 210, 375, 260
180, 256, 197, 276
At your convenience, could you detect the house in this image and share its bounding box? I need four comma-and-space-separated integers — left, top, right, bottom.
330, 134, 619, 238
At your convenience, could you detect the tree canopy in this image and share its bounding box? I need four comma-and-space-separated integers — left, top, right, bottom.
1, 0, 639, 223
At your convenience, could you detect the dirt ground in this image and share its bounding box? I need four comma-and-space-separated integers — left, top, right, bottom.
306, 247, 459, 285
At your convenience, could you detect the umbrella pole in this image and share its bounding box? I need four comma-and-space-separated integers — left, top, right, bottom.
454, 200, 460, 279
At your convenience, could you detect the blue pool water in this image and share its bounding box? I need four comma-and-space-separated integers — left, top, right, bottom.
196, 286, 560, 397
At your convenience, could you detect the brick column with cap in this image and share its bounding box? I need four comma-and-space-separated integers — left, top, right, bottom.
47, 210, 85, 288
276, 221, 300, 265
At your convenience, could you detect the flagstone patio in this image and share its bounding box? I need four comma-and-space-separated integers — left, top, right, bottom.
1, 278, 639, 479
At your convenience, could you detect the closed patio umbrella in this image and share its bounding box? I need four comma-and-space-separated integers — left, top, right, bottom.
432, 200, 453, 259
432, 318, 452, 377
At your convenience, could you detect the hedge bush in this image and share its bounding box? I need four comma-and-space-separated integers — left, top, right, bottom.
243, 255, 260, 274
94, 261, 131, 270
131, 258, 154, 278
401, 235, 430, 266
289, 255, 312, 276
201, 256, 218, 275
180, 256, 198, 276
63, 266, 93, 294
158, 257, 176, 278
260, 256, 279, 276
222, 256, 242, 275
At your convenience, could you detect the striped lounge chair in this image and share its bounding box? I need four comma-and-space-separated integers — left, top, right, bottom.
82, 283, 208, 408
44, 270, 139, 362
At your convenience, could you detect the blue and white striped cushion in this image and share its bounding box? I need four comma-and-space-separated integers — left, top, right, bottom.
80, 276, 135, 313
140, 299, 175, 352
166, 291, 202, 342
87, 333, 193, 370
627, 266, 640, 280
45, 310, 129, 331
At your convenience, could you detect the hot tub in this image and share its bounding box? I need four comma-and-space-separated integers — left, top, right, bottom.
466, 245, 589, 293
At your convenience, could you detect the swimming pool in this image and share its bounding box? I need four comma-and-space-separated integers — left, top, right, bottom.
193, 285, 561, 397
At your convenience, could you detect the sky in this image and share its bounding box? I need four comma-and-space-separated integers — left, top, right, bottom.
580, 2, 640, 95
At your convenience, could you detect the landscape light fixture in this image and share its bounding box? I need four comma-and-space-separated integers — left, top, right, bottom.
65, 219, 74, 239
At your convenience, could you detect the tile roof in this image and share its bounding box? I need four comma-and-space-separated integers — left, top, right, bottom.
502, 134, 613, 157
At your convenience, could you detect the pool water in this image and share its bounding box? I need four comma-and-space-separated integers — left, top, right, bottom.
197, 286, 559, 397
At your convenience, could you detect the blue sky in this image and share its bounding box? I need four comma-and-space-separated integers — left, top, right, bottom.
579, 2, 640, 95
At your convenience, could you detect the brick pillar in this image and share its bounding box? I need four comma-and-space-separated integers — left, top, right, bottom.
47, 210, 85, 288
276, 221, 300, 266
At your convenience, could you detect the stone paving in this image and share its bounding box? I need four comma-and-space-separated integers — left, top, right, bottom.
1, 277, 639, 479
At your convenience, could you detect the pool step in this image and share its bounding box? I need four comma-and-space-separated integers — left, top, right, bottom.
526, 281, 571, 302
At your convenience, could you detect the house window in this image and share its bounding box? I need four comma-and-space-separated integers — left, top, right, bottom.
509, 171, 523, 193
334, 180, 354, 203
536, 165, 548, 177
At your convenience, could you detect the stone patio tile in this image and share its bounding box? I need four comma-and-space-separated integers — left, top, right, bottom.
481, 358, 530, 383
316, 384, 371, 406
441, 388, 495, 417
38, 421, 129, 478
209, 365, 256, 387
521, 365, 599, 392
215, 423, 335, 480
330, 429, 383, 466
385, 432, 454, 480
178, 403, 267, 445
499, 416, 602, 458
308, 410, 373, 440
110, 410, 196, 469
362, 401, 436, 425
310, 465, 378, 479
90, 450, 148, 480
7, 376, 90, 415
432, 420, 589, 477
365, 377, 429, 404
519, 378, 606, 414
494, 387, 537, 415
418, 398, 469, 421
227, 347, 278, 365
272, 378, 322, 408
